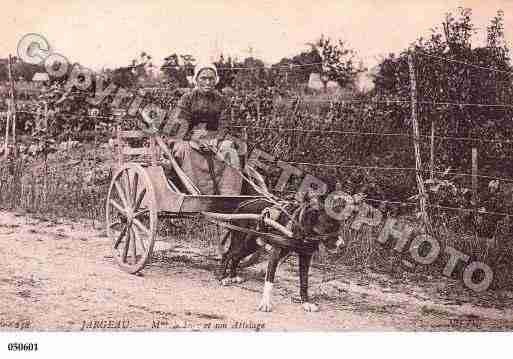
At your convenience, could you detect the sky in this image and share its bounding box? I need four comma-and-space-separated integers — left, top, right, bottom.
1, 0, 513, 71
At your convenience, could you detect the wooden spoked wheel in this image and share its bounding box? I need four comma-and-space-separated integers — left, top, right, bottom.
106, 163, 157, 274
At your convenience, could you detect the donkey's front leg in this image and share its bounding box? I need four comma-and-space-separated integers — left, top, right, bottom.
299, 253, 319, 312
216, 231, 234, 282
258, 247, 289, 312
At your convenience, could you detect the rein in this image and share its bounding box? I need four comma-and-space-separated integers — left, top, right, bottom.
196, 141, 340, 244
203, 198, 339, 254
199, 141, 305, 232
202, 215, 318, 254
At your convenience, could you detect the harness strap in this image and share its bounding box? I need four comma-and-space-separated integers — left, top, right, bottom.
205, 153, 220, 195
203, 216, 318, 254
198, 141, 303, 231
197, 143, 325, 242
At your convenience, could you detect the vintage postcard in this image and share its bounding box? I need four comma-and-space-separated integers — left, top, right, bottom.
1, 0, 513, 356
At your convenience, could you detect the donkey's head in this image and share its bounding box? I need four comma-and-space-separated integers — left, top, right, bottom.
293, 191, 345, 253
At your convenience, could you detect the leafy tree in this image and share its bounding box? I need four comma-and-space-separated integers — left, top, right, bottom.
270, 49, 322, 90
442, 7, 474, 55
372, 7, 513, 186
232, 56, 267, 90
161, 53, 195, 88
110, 66, 137, 88
374, 7, 510, 102
306, 35, 365, 91
108, 52, 154, 89
213, 54, 237, 89
0, 57, 46, 82
272, 35, 364, 92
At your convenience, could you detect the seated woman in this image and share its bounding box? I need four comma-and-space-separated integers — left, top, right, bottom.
165, 63, 243, 195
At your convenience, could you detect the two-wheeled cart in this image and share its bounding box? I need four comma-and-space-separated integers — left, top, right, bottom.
106, 129, 293, 273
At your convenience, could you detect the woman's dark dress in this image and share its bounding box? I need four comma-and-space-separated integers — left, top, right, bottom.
170, 88, 242, 195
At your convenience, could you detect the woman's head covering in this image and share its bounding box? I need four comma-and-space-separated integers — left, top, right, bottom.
192, 62, 219, 86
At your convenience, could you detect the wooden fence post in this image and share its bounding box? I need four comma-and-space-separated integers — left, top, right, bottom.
7, 54, 17, 157
430, 119, 435, 179
241, 126, 248, 168
43, 101, 48, 130
116, 124, 123, 166
472, 147, 478, 206
408, 53, 433, 234
3, 110, 9, 159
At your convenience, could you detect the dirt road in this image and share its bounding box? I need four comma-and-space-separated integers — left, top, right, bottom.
1, 210, 513, 331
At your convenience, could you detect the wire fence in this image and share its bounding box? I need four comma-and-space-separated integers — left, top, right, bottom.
228, 125, 513, 145
3, 52, 513, 221
417, 51, 513, 77
160, 60, 326, 70
4, 50, 513, 290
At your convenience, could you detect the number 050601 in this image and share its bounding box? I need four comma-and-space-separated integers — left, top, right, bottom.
7, 343, 38, 351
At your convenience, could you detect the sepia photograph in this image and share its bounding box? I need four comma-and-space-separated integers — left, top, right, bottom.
1, 0, 513, 356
